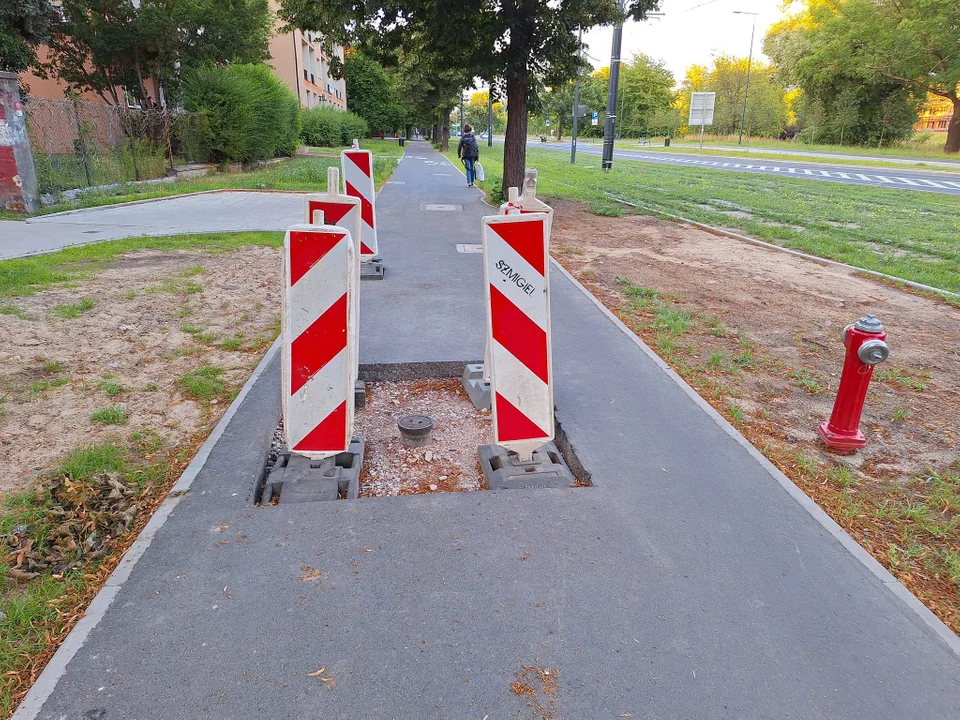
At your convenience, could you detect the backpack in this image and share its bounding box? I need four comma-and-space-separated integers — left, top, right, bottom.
462, 134, 479, 160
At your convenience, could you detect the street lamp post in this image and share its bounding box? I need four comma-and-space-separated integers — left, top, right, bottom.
734, 10, 758, 146
571, 26, 582, 165
488, 84, 493, 147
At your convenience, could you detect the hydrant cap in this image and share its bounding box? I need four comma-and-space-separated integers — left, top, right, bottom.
854, 315, 884, 334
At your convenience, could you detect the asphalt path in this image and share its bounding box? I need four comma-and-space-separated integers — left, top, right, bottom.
527, 140, 960, 196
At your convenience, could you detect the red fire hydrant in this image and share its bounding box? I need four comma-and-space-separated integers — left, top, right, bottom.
817, 315, 889, 451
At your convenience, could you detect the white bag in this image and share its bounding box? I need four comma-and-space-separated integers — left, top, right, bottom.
474, 161, 485, 182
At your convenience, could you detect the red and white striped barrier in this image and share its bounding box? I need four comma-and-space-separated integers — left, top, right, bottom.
482, 212, 553, 462
341, 149, 378, 259
305, 167, 362, 379
282, 224, 357, 458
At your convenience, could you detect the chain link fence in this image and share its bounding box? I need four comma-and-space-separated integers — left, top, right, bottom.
24, 98, 187, 196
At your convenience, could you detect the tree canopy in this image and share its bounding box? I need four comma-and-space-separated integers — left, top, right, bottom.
765, 0, 958, 151
0, 0, 54, 75
279, 0, 663, 192
40, 0, 274, 106
344, 51, 407, 135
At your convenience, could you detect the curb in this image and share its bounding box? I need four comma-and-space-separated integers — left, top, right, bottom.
551, 258, 960, 658
29, 188, 309, 221
11, 338, 282, 720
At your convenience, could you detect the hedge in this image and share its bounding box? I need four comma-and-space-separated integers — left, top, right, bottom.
301, 107, 369, 148
181, 64, 300, 164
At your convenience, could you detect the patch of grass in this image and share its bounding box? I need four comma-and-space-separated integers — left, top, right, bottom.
727, 403, 745, 423
53, 298, 95, 319
892, 407, 913, 421
652, 306, 691, 335
90, 405, 128, 425
121, 290, 137, 299
41, 360, 64, 374
142, 383, 158, 392
219, 332, 246, 351
0, 302, 29, 319
791, 368, 827, 395
795, 453, 819, 476
177, 363, 227, 402
0, 232, 281, 298
29, 376, 70, 394
181, 323, 218, 345
827, 464, 856, 488
176, 306, 193, 317
98, 380, 127, 397
181, 265, 206, 277
875, 366, 929, 391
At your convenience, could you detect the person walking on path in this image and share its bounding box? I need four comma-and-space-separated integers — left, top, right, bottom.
457, 124, 480, 187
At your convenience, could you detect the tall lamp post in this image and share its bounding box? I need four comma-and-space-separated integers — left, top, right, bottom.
602, 8, 664, 170
734, 10, 758, 146
488, 83, 494, 147
571, 26, 583, 165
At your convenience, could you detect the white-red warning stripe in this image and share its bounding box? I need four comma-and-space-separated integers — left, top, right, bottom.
283, 225, 355, 458
482, 213, 553, 456
341, 149, 378, 258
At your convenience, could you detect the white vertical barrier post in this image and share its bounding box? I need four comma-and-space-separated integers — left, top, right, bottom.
341, 148, 379, 262
304, 167, 362, 384
482, 212, 554, 462
282, 224, 357, 458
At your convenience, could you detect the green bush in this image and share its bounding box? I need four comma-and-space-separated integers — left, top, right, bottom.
300, 107, 369, 147
230, 64, 301, 160
181, 64, 301, 164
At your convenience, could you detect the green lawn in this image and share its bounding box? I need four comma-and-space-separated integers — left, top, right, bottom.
27, 139, 403, 217
0, 231, 283, 299
447, 146, 960, 295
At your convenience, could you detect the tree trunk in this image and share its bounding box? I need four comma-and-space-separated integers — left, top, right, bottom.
946, 98, 960, 154
433, 122, 441, 146
442, 110, 451, 152
502, 72, 528, 196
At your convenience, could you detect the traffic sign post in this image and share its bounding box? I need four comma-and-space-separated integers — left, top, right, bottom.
689, 92, 716, 150
591, 111, 599, 126
282, 224, 357, 459
341, 148, 383, 279
304, 166, 363, 403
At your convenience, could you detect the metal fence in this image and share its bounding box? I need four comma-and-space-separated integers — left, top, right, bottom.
24, 98, 180, 195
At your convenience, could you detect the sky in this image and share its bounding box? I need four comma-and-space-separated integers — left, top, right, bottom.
581, 0, 792, 86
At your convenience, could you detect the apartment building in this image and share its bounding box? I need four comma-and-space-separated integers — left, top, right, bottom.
268, 11, 347, 111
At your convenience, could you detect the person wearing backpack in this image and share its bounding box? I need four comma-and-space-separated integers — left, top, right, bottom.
457, 124, 480, 187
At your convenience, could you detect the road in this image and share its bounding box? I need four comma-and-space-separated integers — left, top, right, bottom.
525, 140, 960, 196
661, 142, 960, 170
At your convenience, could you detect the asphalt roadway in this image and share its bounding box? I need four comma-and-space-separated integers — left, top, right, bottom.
15, 141, 960, 719
529, 139, 960, 196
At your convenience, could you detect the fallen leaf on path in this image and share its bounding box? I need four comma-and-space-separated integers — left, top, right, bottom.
307, 667, 326, 677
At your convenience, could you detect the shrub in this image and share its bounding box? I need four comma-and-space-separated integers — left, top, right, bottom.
230, 64, 301, 160
300, 107, 369, 147
181, 66, 254, 163
181, 64, 300, 164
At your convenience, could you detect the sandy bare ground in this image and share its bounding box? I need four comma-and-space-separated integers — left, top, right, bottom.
550, 198, 960, 630
0, 247, 282, 497
551, 199, 959, 478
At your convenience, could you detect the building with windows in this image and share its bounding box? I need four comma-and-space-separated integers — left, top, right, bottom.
916, 94, 954, 133
268, 6, 347, 111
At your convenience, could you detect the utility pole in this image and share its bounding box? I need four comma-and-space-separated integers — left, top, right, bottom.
602, 8, 663, 170
601, 21, 622, 171
488, 85, 494, 147
571, 26, 582, 165
734, 10, 758, 146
